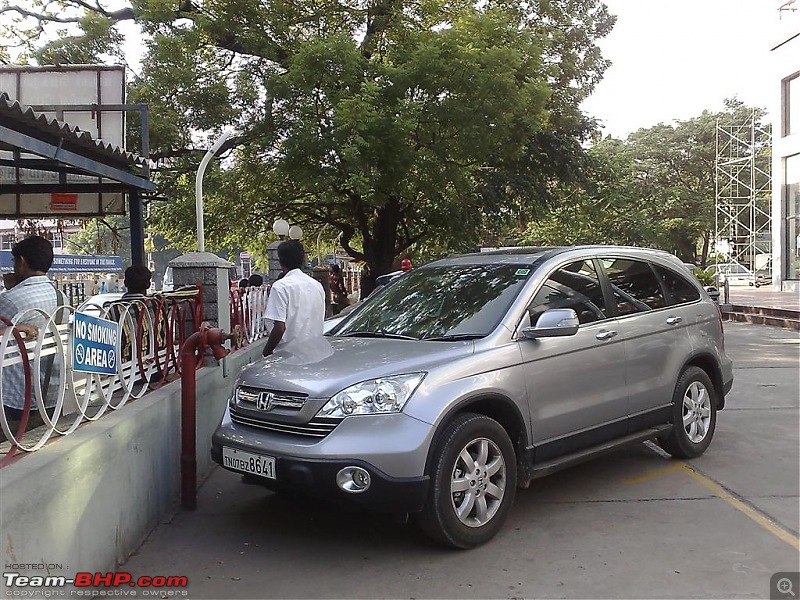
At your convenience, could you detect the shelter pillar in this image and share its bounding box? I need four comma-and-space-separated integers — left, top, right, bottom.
129, 190, 145, 267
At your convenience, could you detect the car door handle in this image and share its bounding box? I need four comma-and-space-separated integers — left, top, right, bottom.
595, 330, 617, 341
666, 316, 683, 326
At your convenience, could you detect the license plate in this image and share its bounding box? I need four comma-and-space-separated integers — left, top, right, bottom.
222, 447, 276, 479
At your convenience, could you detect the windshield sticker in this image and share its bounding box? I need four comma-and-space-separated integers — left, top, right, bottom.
515, 269, 531, 276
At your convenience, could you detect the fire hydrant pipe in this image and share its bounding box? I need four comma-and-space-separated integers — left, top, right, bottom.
181, 326, 231, 509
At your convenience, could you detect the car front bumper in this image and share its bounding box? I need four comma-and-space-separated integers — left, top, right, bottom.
211, 408, 434, 512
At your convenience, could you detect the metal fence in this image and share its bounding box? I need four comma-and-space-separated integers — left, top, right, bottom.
0, 289, 204, 465
230, 285, 270, 345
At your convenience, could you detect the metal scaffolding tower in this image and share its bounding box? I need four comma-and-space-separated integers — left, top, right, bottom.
715, 113, 772, 272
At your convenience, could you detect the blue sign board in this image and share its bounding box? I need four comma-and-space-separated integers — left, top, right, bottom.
0, 252, 123, 273
72, 312, 119, 375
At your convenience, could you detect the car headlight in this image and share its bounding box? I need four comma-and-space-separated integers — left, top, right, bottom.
319, 373, 426, 417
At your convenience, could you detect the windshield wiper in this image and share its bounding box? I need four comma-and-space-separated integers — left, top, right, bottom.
423, 333, 485, 341
340, 330, 419, 340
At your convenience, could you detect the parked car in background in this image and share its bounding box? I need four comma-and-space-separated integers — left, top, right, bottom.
213, 246, 733, 548
704, 262, 755, 286
75, 293, 124, 319
753, 270, 771, 288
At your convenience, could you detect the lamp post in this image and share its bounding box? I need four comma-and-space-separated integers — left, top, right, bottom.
195, 130, 233, 252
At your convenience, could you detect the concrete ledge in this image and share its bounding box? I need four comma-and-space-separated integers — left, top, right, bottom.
0, 341, 265, 590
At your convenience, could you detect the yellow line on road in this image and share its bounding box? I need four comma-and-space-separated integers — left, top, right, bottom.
623, 463, 684, 485
682, 464, 800, 552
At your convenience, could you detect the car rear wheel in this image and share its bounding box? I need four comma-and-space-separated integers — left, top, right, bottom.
659, 366, 717, 459
417, 413, 516, 549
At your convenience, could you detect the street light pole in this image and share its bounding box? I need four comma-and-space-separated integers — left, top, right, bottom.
195, 130, 233, 252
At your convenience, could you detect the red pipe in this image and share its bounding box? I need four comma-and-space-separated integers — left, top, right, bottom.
180, 326, 232, 509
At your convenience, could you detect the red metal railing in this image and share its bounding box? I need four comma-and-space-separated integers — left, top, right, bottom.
0, 287, 205, 466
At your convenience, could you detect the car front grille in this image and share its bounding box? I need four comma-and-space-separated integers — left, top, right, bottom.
231, 385, 341, 439
230, 413, 340, 438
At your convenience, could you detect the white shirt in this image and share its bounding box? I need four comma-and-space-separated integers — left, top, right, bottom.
264, 269, 326, 350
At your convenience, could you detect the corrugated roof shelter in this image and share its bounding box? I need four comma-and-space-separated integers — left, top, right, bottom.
0, 91, 154, 265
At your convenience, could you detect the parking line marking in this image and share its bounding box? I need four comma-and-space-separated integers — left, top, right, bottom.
682, 464, 800, 552
623, 463, 684, 485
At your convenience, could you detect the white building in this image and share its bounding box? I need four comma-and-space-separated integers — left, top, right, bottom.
771, 3, 800, 291
0, 218, 80, 253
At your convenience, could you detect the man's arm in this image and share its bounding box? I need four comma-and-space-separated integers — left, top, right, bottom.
263, 321, 286, 356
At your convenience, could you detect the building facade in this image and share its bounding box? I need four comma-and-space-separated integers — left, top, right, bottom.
771, 8, 800, 292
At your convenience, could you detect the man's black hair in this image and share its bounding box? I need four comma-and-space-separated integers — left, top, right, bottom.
124, 265, 151, 295
248, 273, 264, 287
238, 278, 249, 289
277, 240, 305, 271
12, 236, 54, 273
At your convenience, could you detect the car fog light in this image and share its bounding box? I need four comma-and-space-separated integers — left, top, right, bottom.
336, 466, 371, 494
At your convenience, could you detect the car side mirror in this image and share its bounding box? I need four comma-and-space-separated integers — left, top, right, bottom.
521, 308, 580, 339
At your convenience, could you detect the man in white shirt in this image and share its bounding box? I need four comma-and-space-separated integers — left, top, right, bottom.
262, 240, 326, 357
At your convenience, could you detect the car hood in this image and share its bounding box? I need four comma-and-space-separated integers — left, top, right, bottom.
236, 336, 473, 397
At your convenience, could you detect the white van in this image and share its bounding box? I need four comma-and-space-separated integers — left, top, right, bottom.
704, 263, 755, 286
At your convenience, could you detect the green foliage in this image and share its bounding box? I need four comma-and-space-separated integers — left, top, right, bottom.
522, 99, 770, 263
3, 0, 614, 284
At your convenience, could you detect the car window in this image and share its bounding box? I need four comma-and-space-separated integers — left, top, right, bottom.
336, 264, 532, 340
652, 265, 701, 305
601, 258, 666, 313
527, 260, 607, 325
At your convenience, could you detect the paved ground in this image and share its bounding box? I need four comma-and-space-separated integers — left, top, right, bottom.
727, 287, 799, 311
121, 322, 799, 599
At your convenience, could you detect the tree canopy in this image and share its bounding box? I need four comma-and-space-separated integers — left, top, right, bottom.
521, 99, 770, 265
2, 0, 615, 285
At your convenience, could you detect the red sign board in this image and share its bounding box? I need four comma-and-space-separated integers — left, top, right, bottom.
50, 193, 78, 211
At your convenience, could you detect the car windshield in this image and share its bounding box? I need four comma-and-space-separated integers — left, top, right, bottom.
335, 263, 533, 340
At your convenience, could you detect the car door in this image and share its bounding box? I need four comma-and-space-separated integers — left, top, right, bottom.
518, 258, 628, 460
599, 257, 694, 430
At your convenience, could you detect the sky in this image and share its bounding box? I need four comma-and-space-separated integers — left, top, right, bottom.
579, 0, 792, 139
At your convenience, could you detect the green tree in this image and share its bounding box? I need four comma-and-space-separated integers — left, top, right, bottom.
66, 216, 133, 265
522, 99, 769, 265
2, 0, 614, 288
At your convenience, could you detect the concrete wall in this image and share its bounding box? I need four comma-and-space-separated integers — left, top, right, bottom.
0, 341, 264, 591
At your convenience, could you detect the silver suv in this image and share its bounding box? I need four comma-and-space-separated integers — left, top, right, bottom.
212, 246, 733, 548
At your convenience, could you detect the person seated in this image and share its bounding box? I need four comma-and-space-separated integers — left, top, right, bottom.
122, 265, 152, 298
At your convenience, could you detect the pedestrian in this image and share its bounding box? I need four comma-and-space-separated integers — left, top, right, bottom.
328, 264, 348, 315
99, 279, 108, 294
248, 273, 264, 288
0, 236, 59, 423
116, 266, 153, 363
262, 240, 325, 357
122, 266, 151, 298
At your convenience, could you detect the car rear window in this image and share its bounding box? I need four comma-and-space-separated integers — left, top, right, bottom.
601, 258, 666, 313
653, 265, 701, 305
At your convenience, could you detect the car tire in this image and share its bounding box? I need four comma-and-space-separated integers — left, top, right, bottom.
417, 413, 516, 549
659, 366, 718, 459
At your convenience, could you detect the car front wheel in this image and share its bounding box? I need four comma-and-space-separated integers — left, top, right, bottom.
417, 413, 516, 549
660, 366, 717, 459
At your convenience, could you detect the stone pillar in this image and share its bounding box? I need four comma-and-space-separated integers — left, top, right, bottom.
168, 252, 233, 333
